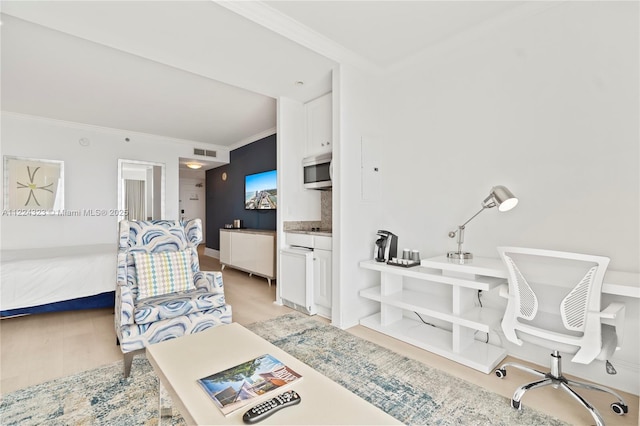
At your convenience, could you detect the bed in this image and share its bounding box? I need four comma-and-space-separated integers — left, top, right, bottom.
1, 244, 116, 317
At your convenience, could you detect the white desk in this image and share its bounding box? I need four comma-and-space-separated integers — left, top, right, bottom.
421, 256, 639, 298
359, 256, 640, 376
602, 270, 640, 298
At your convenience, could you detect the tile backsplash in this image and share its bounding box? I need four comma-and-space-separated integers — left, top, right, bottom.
284, 190, 332, 232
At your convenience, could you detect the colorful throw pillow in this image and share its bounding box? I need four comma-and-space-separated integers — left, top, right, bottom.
134, 250, 194, 299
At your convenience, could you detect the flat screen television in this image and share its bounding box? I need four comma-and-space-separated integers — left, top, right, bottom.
245, 170, 277, 210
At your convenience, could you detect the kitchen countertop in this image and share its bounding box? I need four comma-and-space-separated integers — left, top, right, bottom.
285, 229, 332, 237
220, 228, 276, 236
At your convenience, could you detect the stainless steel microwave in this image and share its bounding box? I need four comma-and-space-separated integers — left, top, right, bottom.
302, 153, 332, 189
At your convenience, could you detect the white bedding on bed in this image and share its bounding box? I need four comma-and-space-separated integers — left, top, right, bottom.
1, 244, 116, 311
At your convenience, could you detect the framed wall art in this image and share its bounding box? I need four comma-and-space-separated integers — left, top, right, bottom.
3, 156, 64, 212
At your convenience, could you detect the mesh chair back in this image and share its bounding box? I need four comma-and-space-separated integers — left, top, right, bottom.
560, 266, 598, 331
503, 255, 539, 320
498, 247, 610, 363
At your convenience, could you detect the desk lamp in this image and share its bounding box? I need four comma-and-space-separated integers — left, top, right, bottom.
447, 185, 518, 263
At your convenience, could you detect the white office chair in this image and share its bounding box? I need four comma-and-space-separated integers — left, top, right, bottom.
494, 247, 628, 426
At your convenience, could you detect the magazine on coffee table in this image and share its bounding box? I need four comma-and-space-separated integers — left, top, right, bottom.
197, 353, 302, 416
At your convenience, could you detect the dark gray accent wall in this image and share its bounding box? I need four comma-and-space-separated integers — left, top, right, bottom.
206, 134, 277, 250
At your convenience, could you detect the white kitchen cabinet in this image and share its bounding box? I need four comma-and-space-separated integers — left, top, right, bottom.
313, 248, 332, 318
282, 232, 332, 318
305, 93, 332, 156
280, 247, 315, 315
219, 229, 276, 285
359, 256, 508, 373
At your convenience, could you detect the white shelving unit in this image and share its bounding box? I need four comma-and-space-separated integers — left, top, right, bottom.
359, 256, 508, 373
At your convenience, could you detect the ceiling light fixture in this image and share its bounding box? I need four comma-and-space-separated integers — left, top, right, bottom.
186, 163, 203, 170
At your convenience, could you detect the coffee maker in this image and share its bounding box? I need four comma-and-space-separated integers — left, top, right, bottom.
374, 230, 398, 262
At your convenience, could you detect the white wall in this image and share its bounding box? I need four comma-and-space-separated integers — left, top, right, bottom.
1, 112, 229, 249
336, 2, 638, 393
333, 64, 385, 328
379, 2, 638, 272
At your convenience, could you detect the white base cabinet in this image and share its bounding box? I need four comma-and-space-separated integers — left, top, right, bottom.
220, 229, 276, 285
359, 256, 508, 373
282, 232, 332, 318
280, 247, 315, 315
313, 248, 332, 318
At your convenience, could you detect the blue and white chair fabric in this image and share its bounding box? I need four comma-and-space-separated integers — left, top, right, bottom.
115, 219, 232, 377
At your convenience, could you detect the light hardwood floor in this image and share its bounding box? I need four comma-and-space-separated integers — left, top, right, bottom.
1, 250, 637, 425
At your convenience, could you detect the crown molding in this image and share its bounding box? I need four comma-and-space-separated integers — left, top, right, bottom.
228, 127, 277, 151
218, 1, 564, 78
215, 0, 382, 76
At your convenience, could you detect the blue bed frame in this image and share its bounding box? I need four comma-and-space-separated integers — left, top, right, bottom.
0, 291, 115, 317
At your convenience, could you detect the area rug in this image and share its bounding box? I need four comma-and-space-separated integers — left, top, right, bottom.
0, 356, 184, 426
247, 312, 566, 426
0, 312, 567, 425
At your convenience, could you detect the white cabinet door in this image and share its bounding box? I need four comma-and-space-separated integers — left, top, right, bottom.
305, 93, 332, 156
280, 248, 315, 315
251, 233, 275, 278
220, 230, 275, 283
219, 230, 231, 265
313, 248, 332, 310
232, 232, 274, 278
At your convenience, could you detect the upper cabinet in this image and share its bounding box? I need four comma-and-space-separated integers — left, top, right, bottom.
305, 93, 332, 157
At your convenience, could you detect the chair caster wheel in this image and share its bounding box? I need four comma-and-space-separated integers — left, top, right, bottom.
611, 402, 628, 415
511, 399, 521, 410
495, 368, 506, 378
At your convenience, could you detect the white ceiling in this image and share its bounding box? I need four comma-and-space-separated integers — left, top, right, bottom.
264, 1, 524, 70
1, 1, 535, 151
1, 0, 335, 149
2, 14, 278, 147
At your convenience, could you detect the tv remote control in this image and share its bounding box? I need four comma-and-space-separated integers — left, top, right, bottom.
242, 390, 301, 424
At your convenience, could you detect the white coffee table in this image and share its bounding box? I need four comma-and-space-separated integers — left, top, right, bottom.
146, 322, 402, 425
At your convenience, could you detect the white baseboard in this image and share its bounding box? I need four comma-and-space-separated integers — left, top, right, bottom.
204, 248, 219, 259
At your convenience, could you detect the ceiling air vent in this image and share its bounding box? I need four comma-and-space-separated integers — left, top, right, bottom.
193, 148, 217, 158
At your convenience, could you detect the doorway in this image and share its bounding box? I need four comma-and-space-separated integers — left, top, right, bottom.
179, 173, 207, 242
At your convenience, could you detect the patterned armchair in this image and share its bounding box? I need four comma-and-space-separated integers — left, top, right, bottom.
115, 219, 232, 377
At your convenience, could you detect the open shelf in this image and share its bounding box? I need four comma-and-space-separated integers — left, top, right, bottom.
361, 260, 506, 291
360, 286, 452, 319
360, 313, 506, 374
360, 286, 501, 332
359, 256, 509, 374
